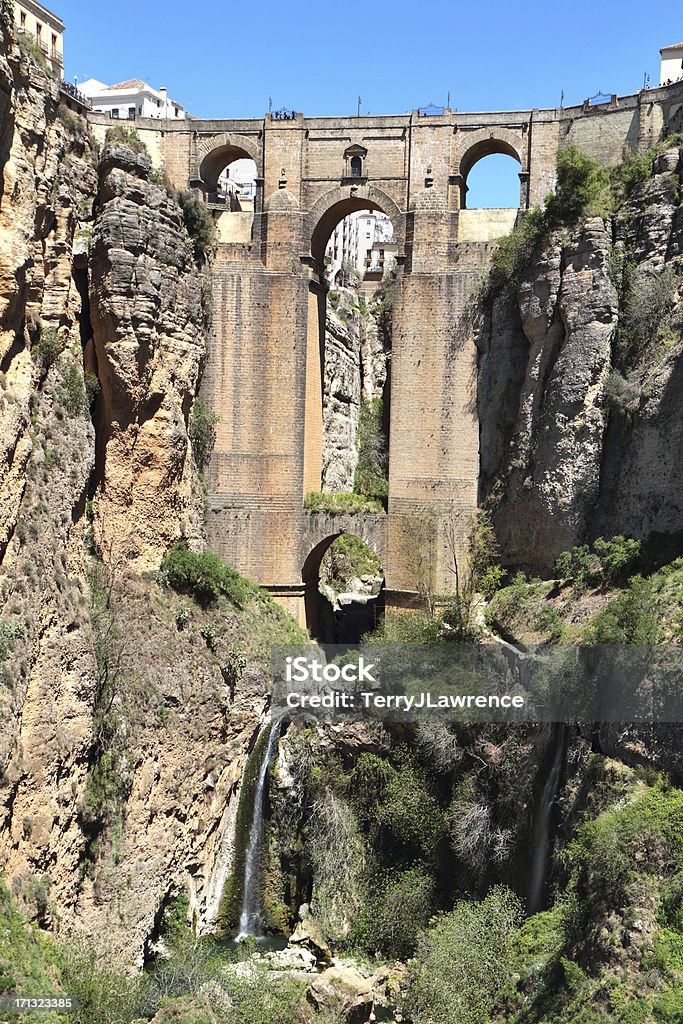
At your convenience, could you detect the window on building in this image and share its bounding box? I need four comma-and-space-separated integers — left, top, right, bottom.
350, 155, 362, 177
111, 108, 120, 119
20, 11, 26, 28
138, 106, 143, 115
36, 22, 42, 43
128, 107, 136, 120
51, 34, 57, 54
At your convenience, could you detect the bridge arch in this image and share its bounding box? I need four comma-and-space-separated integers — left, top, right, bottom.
196, 133, 261, 193
302, 522, 387, 640
307, 184, 404, 269
456, 127, 527, 210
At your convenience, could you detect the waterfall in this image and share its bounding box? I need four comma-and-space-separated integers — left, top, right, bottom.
527, 722, 566, 914
236, 719, 281, 938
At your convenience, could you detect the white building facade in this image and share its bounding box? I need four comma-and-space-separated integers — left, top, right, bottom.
79, 78, 185, 120
660, 43, 683, 86
14, 0, 64, 76
325, 210, 396, 284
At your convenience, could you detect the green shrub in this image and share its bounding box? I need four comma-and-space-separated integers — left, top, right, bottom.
545, 146, 610, 225
564, 785, 683, 920
554, 535, 641, 589
56, 358, 88, 415
588, 575, 660, 643
603, 369, 640, 418
178, 191, 215, 263
304, 491, 384, 514
404, 886, 523, 1024
188, 399, 218, 470
320, 533, 383, 593
104, 124, 148, 155
489, 205, 546, 292
354, 398, 388, 502
33, 325, 61, 367
618, 266, 678, 362
352, 865, 435, 959
159, 541, 259, 607
17, 32, 53, 74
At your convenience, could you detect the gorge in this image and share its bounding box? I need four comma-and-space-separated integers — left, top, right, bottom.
1, 15, 683, 1024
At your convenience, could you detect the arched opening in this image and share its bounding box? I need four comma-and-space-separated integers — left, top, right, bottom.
458, 140, 523, 242
199, 145, 258, 244
303, 533, 385, 642
465, 153, 522, 209
304, 197, 397, 502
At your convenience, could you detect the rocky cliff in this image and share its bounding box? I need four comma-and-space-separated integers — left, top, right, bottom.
321, 284, 389, 493
0, 33, 288, 964
478, 147, 683, 571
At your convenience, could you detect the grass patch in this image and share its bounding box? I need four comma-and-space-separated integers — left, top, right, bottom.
304, 491, 385, 515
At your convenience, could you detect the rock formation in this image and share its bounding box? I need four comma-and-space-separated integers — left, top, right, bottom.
478, 149, 683, 571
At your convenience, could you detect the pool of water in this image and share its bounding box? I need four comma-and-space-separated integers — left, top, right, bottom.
218, 934, 291, 954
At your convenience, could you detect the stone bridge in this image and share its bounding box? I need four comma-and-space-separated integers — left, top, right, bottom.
88, 83, 683, 629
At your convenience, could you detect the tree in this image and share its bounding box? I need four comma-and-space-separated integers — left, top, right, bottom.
404, 886, 523, 1024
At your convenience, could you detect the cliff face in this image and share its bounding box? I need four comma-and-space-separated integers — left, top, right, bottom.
0, 37, 275, 964
89, 143, 207, 570
479, 148, 683, 570
321, 285, 390, 493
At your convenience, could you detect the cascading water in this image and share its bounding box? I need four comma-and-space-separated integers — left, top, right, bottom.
527, 722, 566, 914
236, 719, 282, 938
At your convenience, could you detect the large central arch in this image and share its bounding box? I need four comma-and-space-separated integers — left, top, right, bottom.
307, 185, 405, 271
302, 186, 403, 496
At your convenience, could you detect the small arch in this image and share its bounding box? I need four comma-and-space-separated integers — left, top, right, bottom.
456, 127, 527, 210
343, 144, 368, 181
197, 133, 261, 193
303, 532, 385, 642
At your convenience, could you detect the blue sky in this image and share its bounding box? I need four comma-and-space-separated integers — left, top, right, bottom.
56, 0, 681, 207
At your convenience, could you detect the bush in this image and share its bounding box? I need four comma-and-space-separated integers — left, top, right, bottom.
188, 399, 218, 470
304, 491, 384, 514
545, 146, 610, 226
56, 358, 88, 415
353, 398, 388, 502
320, 534, 383, 593
489, 205, 546, 292
159, 541, 259, 607
17, 32, 53, 74
403, 886, 523, 1024
618, 266, 678, 361
104, 124, 147, 155
603, 369, 640, 418
178, 191, 215, 263
353, 866, 435, 959
564, 785, 683, 916
554, 535, 641, 589
587, 575, 660, 643
33, 324, 61, 367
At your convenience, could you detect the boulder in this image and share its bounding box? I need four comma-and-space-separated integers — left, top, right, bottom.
307, 966, 374, 1024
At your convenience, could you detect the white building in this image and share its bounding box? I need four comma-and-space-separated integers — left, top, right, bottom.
14, 0, 64, 76
325, 210, 396, 284
216, 158, 257, 210
79, 78, 185, 120
660, 43, 683, 86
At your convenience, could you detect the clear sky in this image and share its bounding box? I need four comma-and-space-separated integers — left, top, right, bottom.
56, 0, 682, 207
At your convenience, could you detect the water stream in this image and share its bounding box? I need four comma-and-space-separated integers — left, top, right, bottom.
527, 721, 566, 914
236, 718, 282, 938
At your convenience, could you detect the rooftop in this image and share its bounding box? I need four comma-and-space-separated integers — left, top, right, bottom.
661, 42, 683, 52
